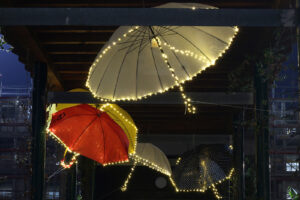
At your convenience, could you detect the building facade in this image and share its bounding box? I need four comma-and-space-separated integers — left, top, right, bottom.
0, 84, 32, 200
269, 46, 300, 200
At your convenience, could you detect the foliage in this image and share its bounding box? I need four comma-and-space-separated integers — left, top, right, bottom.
244, 156, 256, 200
228, 28, 294, 92
288, 186, 299, 200
0, 27, 13, 52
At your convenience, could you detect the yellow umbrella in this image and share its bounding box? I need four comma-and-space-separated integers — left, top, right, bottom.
49, 88, 138, 155
55, 88, 96, 111
99, 103, 137, 154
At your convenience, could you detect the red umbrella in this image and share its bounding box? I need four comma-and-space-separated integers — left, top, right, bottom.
49, 104, 129, 165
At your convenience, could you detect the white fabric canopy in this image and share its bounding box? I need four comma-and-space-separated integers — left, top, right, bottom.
131, 142, 171, 176
86, 2, 238, 101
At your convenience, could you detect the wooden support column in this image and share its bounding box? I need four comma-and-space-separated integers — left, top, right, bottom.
79, 156, 95, 200
233, 111, 245, 200
254, 65, 270, 200
66, 165, 77, 200
32, 62, 47, 200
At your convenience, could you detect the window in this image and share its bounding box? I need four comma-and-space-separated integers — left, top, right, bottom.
286, 162, 299, 172
46, 191, 59, 200
285, 128, 297, 135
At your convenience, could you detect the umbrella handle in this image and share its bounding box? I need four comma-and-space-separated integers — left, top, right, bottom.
121, 161, 137, 191
60, 148, 78, 169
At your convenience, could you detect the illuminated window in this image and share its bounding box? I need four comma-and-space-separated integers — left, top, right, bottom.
285, 128, 297, 135
286, 162, 299, 172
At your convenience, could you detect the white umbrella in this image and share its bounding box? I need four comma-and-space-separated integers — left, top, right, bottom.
86, 2, 238, 113
121, 142, 171, 191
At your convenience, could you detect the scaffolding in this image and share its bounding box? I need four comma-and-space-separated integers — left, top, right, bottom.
0, 87, 32, 200
269, 67, 300, 199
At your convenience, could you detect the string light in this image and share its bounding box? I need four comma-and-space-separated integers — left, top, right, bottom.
46, 128, 81, 168
103, 159, 129, 167
121, 161, 137, 191
60, 154, 79, 169
211, 184, 222, 199
85, 24, 239, 103
131, 154, 171, 176
175, 157, 182, 165
169, 168, 235, 199
120, 153, 172, 192
151, 36, 196, 114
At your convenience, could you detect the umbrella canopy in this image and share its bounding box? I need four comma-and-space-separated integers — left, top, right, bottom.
55, 88, 96, 111
132, 143, 171, 176
121, 143, 172, 191
86, 2, 238, 107
48, 88, 138, 155
100, 103, 138, 154
170, 144, 234, 198
48, 104, 129, 165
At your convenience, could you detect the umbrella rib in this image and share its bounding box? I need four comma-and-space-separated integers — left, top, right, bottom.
95, 29, 143, 96
160, 27, 212, 62
157, 26, 181, 36
157, 33, 191, 78
104, 110, 134, 148
191, 26, 229, 45
98, 117, 106, 163
117, 29, 148, 52
71, 116, 98, 149
135, 27, 148, 98
95, 49, 120, 95
112, 28, 145, 99
146, 28, 164, 91
51, 114, 96, 125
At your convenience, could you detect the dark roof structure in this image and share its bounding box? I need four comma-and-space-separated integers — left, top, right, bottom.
0, 0, 292, 199
1, 0, 290, 139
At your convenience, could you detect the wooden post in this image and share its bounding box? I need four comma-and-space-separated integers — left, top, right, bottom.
233, 110, 245, 200
66, 165, 77, 200
79, 156, 95, 200
32, 62, 47, 200
254, 64, 270, 200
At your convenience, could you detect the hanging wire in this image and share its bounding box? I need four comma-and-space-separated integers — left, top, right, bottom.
192, 100, 286, 114
47, 167, 66, 182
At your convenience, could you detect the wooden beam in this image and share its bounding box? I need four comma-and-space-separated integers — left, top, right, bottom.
138, 134, 231, 156
44, 44, 102, 53
53, 61, 92, 65
41, 41, 106, 45
31, 26, 116, 33
51, 54, 96, 62
49, 51, 97, 55
48, 91, 253, 105
37, 32, 111, 43
4, 1, 272, 8
0, 8, 295, 26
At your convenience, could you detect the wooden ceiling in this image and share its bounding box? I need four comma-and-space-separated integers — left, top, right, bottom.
2, 0, 279, 91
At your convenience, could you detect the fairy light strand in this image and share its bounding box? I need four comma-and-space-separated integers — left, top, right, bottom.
121, 161, 137, 191
120, 153, 172, 192
151, 34, 196, 114
169, 168, 235, 199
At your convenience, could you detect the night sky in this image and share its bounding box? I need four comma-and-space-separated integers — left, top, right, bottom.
0, 49, 31, 87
